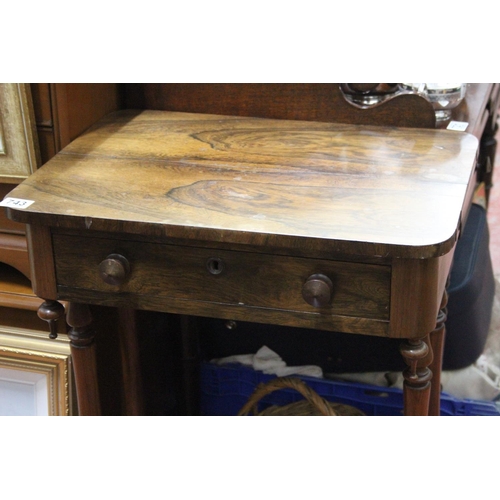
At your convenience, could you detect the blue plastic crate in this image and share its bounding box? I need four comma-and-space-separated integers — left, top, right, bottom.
200, 362, 500, 416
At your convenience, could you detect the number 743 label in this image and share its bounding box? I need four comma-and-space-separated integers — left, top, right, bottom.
0, 197, 35, 209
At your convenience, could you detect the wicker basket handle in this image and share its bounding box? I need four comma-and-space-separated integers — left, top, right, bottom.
237, 377, 339, 416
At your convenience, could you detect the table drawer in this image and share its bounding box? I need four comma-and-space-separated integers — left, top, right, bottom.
52, 234, 391, 321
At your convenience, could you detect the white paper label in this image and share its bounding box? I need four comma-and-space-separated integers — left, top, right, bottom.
0, 197, 35, 209
447, 121, 469, 131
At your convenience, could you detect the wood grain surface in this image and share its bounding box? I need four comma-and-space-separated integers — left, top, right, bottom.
5, 109, 479, 258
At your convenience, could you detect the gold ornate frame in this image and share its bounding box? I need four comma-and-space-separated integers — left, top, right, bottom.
0, 325, 76, 415
0, 83, 40, 184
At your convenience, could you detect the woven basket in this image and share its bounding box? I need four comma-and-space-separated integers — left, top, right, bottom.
237, 377, 365, 416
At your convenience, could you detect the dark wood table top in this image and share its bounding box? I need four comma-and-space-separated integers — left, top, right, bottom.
5, 109, 479, 259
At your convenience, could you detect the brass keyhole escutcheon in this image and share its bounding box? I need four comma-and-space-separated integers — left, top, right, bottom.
206, 257, 225, 275
302, 273, 334, 308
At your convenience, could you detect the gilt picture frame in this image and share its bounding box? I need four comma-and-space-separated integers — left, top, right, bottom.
0, 83, 40, 184
0, 325, 76, 416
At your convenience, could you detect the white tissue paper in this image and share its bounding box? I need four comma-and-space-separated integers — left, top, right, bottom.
211, 345, 323, 378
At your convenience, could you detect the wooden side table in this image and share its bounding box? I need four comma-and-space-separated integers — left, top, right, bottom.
3, 109, 479, 416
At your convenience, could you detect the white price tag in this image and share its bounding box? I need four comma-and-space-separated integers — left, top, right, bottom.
447, 121, 469, 132
0, 197, 35, 209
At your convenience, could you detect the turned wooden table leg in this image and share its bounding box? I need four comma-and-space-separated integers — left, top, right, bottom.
427, 291, 448, 416
179, 315, 201, 416
66, 302, 101, 416
400, 338, 432, 416
399, 287, 448, 416
117, 308, 144, 416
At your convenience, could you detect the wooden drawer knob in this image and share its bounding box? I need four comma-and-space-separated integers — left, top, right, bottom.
302, 274, 333, 308
98, 253, 130, 285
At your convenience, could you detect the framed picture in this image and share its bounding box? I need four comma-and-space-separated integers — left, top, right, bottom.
0, 83, 40, 184
0, 324, 76, 416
